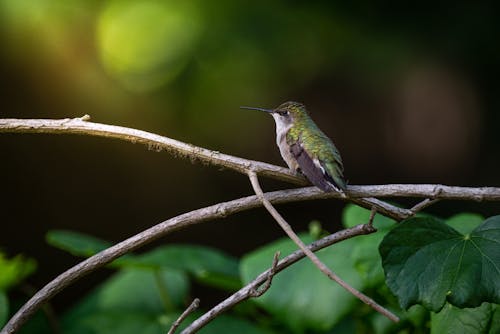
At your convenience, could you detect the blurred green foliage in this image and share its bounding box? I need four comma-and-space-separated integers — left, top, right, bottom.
97, 1, 202, 92
0, 253, 36, 291
5, 205, 497, 333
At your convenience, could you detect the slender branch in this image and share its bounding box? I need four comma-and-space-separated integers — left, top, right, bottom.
346, 184, 500, 201
368, 206, 377, 227
409, 198, 441, 213
0, 117, 301, 185
181, 223, 376, 333
168, 299, 200, 334
1, 117, 499, 201
247, 171, 399, 323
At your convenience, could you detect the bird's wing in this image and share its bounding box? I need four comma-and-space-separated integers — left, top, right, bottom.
290, 141, 344, 192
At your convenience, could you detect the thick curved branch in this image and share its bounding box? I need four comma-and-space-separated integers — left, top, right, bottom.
0, 187, 406, 334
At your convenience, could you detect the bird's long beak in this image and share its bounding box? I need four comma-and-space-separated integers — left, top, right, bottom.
240, 106, 274, 113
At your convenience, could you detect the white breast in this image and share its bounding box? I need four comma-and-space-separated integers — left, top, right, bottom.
272, 114, 298, 171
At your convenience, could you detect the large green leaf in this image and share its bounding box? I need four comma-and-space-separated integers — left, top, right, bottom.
342, 205, 395, 287
196, 314, 277, 334
69, 312, 165, 334
71, 310, 275, 334
0, 290, 8, 327
240, 205, 400, 332
61, 265, 271, 334
379, 215, 500, 312
240, 233, 364, 333
133, 245, 240, 290
0, 253, 37, 291
62, 267, 189, 330
46, 230, 240, 290
490, 305, 500, 334
430, 302, 497, 334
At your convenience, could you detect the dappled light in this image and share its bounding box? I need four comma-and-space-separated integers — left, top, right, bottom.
97, 1, 202, 92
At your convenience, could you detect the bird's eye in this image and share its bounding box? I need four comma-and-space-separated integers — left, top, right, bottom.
278, 110, 289, 116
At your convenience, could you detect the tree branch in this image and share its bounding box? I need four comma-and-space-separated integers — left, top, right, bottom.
1, 117, 498, 201
247, 171, 399, 323
2, 116, 500, 334
0, 116, 301, 185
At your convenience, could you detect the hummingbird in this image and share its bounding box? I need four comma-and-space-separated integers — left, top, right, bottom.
241, 101, 346, 192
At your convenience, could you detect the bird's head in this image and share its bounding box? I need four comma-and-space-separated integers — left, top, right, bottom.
240, 101, 308, 127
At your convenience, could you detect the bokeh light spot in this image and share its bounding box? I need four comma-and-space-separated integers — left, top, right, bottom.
97, 0, 202, 92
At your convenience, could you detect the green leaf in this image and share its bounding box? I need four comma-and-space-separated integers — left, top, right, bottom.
68, 312, 166, 334
431, 302, 495, 334
0, 253, 37, 290
47, 230, 240, 290
133, 245, 240, 290
342, 204, 395, 230
445, 213, 484, 235
342, 205, 396, 287
62, 266, 272, 334
199, 314, 277, 334
490, 305, 500, 334
63, 268, 189, 325
379, 215, 500, 312
240, 233, 364, 332
46, 230, 112, 257
0, 291, 8, 327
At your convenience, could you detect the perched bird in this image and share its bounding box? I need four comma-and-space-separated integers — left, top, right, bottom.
241, 101, 346, 192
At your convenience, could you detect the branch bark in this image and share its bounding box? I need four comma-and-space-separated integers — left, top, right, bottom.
2, 117, 500, 334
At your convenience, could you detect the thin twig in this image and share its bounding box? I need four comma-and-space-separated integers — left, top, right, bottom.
247, 171, 399, 323
249, 252, 280, 297
368, 206, 377, 228
168, 299, 200, 334
181, 223, 376, 333
409, 198, 441, 213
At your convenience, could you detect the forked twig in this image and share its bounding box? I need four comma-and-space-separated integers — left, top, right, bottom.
168, 299, 200, 334
249, 251, 280, 297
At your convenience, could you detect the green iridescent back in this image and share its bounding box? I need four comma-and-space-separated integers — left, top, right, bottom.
277, 102, 346, 189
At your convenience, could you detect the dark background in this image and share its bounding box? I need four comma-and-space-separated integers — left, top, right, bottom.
1, 0, 499, 310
